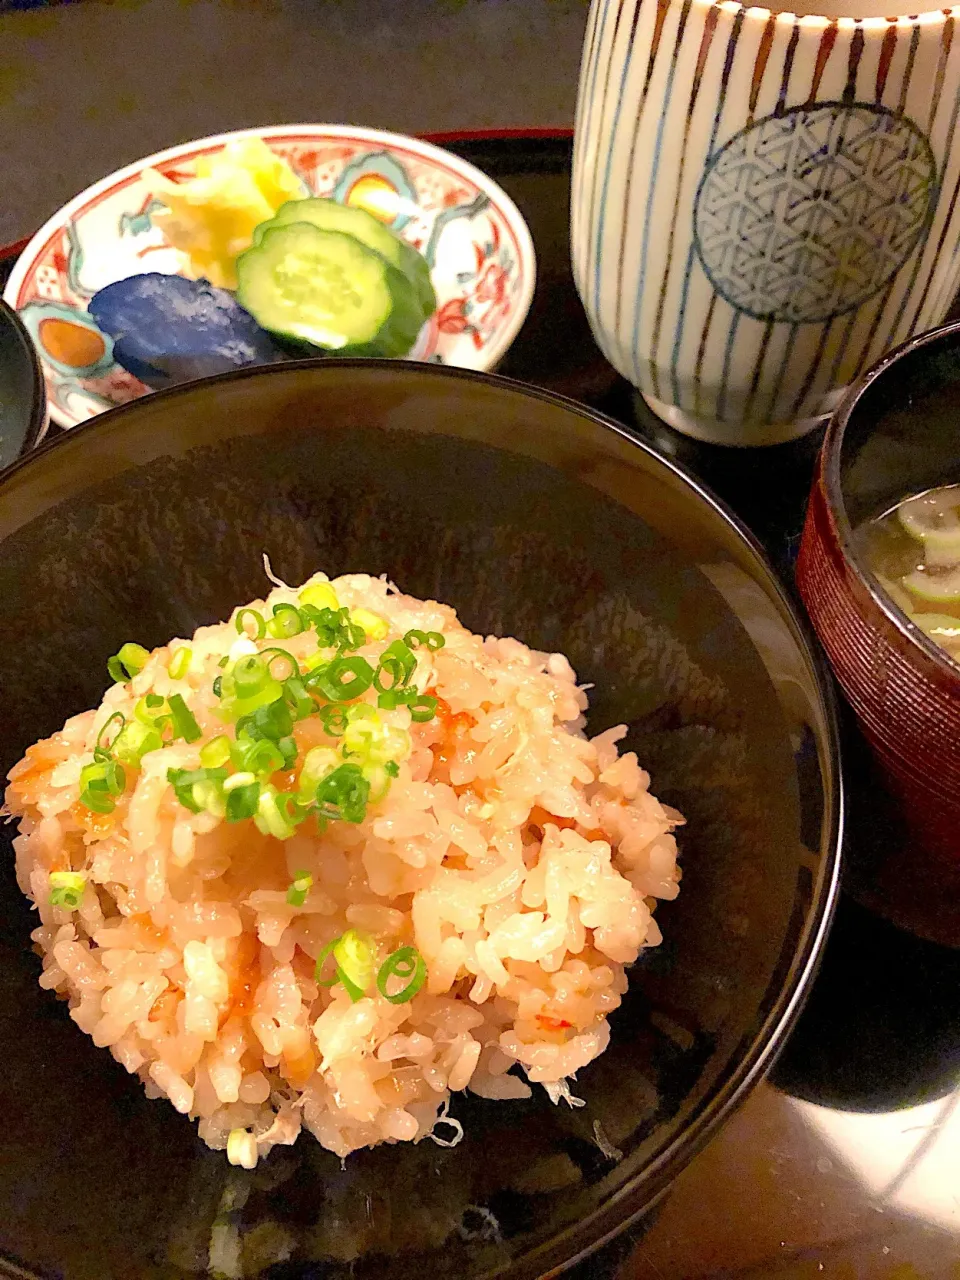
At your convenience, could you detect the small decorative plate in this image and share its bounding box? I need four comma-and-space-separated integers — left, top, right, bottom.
4, 125, 537, 429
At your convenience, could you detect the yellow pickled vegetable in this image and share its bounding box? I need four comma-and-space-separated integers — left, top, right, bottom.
146, 138, 305, 289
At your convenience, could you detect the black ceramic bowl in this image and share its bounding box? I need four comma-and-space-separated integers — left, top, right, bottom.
0, 361, 841, 1280
0, 297, 46, 471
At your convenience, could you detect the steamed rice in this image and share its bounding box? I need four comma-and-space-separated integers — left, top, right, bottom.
5, 572, 682, 1164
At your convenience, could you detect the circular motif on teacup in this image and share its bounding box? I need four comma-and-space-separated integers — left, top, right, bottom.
693, 103, 937, 325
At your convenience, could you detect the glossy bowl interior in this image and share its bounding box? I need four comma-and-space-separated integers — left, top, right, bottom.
0, 362, 840, 1280
797, 322, 960, 943
0, 297, 46, 470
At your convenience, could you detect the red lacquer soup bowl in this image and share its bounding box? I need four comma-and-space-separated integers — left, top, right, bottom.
797, 321, 960, 941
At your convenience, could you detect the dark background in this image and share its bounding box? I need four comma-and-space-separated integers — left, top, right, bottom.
2, 3, 960, 1272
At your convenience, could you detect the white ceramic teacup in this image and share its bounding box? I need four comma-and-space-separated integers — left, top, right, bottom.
572, 0, 960, 444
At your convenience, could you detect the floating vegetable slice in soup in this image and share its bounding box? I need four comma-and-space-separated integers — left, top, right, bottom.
859, 483, 960, 660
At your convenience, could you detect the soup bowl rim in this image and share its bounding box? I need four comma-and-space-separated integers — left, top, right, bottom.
820, 317, 960, 687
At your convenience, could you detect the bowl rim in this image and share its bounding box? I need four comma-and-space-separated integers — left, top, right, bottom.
818, 317, 960, 689
0, 357, 843, 1279
2, 122, 538, 424
0, 296, 48, 468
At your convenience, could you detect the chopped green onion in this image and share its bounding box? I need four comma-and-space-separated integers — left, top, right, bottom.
301, 604, 346, 648
319, 705, 349, 737
363, 762, 393, 804
245, 699, 294, 742
342, 715, 382, 762
225, 780, 260, 822
351, 609, 389, 641
276, 791, 309, 827
376, 945, 427, 1004
168, 647, 192, 680
112, 721, 163, 766
167, 693, 202, 743
409, 694, 439, 724
224, 770, 257, 791
199, 735, 232, 769
298, 747, 339, 798
218, 656, 229, 669
254, 784, 296, 840
266, 603, 306, 639
107, 642, 151, 684
403, 629, 445, 651
312, 656, 375, 703
167, 767, 228, 814
299, 582, 339, 612
217, 678, 283, 724
376, 688, 416, 710
373, 640, 416, 693
286, 870, 313, 907
315, 763, 370, 824
134, 692, 168, 731
283, 675, 314, 720
193, 778, 226, 818
233, 655, 269, 698
315, 937, 339, 986
347, 703, 377, 722
212, 676, 223, 699
49, 870, 86, 910
339, 618, 367, 651
333, 929, 376, 1002
277, 735, 298, 769
95, 711, 126, 761
231, 736, 284, 776
260, 648, 300, 683
79, 758, 126, 813
235, 608, 266, 639
384, 760, 400, 778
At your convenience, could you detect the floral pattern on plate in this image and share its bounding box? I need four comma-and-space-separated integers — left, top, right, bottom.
5, 126, 536, 428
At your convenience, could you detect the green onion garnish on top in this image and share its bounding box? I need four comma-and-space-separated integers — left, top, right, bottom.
79, 758, 126, 814
199, 735, 232, 769
107, 642, 150, 684
409, 694, 438, 723
266, 603, 306, 639
112, 720, 163, 766
235, 608, 266, 639
259, 648, 300, 683
403, 629, 445, 651
318, 705, 349, 737
167, 766, 228, 814
167, 693, 202, 743
168, 646, 192, 680
376, 945, 427, 1004
333, 929, 376, 1001
373, 640, 416, 693
49, 870, 86, 910
309, 655, 375, 703
312, 933, 427, 1004
286, 870, 313, 907
313, 929, 375, 1001
231, 735, 285, 776
384, 760, 400, 778
224, 779, 260, 823
254, 784, 303, 840
315, 763, 370, 824
94, 711, 126, 761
